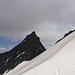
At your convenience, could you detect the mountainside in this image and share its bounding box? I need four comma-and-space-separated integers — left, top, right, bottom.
6, 30, 75, 75
0, 31, 46, 75
55, 30, 75, 43
22, 31, 75, 75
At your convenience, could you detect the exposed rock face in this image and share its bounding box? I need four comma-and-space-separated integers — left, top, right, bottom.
0, 31, 46, 75
56, 30, 75, 44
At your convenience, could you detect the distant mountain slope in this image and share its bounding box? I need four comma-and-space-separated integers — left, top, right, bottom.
55, 30, 75, 43
0, 31, 46, 75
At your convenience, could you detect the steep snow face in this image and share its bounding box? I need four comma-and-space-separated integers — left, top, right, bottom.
6, 31, 75, 75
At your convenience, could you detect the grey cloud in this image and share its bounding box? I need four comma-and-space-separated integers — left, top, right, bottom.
0, 47, 7, 53
37, 24, 75, 43
0, 0, 75, 43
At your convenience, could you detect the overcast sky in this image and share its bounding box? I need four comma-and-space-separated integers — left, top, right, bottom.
0, 0, 75, 51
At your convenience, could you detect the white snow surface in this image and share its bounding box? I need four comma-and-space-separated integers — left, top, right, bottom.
3, 61, 29, 75
5, 32, 75, 75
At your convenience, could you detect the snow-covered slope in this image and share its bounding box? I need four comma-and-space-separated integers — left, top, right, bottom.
3, 61, 29, 75
5, 31, 75, 75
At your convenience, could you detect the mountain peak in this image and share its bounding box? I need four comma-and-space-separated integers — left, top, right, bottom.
24, 31, 39, 41
31, 31, 36, 35
26, 31, 36, 38
0, 31, 46, 75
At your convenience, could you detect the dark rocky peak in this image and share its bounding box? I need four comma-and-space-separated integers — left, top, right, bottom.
0, 31, 46, 75
25, 31, 39, 39
56, 30, 75, 44
23, 31, 39, 43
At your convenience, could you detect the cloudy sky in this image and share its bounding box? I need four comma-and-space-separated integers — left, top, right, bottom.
0, 0, 75, 52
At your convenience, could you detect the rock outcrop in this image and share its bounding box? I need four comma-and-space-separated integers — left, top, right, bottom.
56, 30, 75, 44
0, 31, 46, 75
